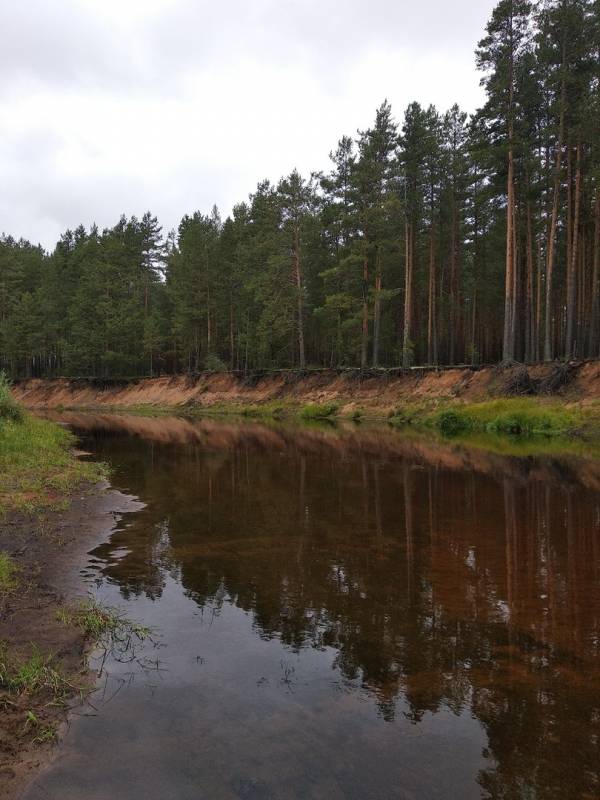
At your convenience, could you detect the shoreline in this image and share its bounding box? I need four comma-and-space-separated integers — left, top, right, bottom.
0, 483, 142, 800
11, 361, 600, 443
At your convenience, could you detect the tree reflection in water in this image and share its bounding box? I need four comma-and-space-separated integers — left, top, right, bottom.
63, 414, 600, 798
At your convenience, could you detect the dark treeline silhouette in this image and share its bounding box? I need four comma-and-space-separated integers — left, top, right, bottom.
1, 0, 599, 378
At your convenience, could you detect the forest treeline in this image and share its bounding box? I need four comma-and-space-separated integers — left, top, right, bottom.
1, 0, 599, 378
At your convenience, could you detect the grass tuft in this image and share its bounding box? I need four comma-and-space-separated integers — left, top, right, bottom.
24, 711, 57, 744
57, 599, 152, 646
0, 553, 18, 592
0, 644, 70, 698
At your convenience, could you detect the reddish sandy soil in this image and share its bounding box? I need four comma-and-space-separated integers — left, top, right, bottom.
11, 361, 600, 413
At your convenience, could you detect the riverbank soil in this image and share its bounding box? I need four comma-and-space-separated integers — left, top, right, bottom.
0, 488, 140, 800
12, 361, 600, 413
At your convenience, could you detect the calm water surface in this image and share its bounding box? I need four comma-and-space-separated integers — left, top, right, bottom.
25, 414, 600, 800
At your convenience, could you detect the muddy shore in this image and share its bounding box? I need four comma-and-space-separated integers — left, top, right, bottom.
0, 484, 142, 800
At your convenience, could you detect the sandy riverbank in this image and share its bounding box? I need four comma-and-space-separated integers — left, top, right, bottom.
12, 362, 600, 413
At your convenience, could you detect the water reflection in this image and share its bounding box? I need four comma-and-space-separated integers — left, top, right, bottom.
39, 415, 600, 798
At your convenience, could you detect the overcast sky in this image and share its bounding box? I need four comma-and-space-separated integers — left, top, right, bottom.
0, 0, 496, 251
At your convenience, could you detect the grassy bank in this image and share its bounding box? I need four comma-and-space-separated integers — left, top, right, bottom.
387, 398, 599, 440
82, 395, 600, 443
0, 375, 107, 514
0, 416, 107, 514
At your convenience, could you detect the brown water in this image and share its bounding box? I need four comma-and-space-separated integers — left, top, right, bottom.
24, 415, 600, 800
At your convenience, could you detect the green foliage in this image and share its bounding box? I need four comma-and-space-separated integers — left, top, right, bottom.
434, 400, 583, 438
0, 373, 23, 424
0, 3, 598, 374
458, 399, 582, 436
300, 403, 339, 420
0, 644, 69, 698
56, 599, 151, 645
0, 415, 107, 514
238, 403, 286, 419
23, 711, 57, 745
0, 553, 18, 592
387, 398, 589, 440
437, 410, 471, 436
204, 353, 228, 372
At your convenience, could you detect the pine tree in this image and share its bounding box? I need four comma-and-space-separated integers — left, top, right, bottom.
477, 0, 533, 362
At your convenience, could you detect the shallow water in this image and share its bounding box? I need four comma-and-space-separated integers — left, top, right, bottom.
25, 415, 600, 799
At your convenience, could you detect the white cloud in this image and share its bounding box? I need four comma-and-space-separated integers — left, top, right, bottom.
0, 0, 496, 250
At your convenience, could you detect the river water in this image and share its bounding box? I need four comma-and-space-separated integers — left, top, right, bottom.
24, 414, 600, 799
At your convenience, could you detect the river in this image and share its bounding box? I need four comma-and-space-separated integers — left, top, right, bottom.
23, 414, 600, 799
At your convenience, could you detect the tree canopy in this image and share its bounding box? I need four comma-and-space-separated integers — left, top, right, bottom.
1, 0, 598, 378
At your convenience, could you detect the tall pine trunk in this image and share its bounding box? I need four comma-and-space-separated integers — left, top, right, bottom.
503, 139, 516, 361
293, 223, 306, 370
565, 141, 582, 358
543, 59, 566, 361
402, 219, 414, 368
206, 284, 212, 357
372, 248, 382, 367
503, 16, 517, 363
525, 199, 535, 363
229, 297, 235, 370
427, 223, 437, 365
361, 243, 369, 369
589, 192, 600, 356
449, 200, 459, 364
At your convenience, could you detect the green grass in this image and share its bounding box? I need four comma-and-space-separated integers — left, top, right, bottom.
436, 399, 584, 436
57, 599, 151, 645
0, 414, 108, 514
0, 643, 72, 744
0, 643, 70, 698
299, 403, 339, 420
93, 399, 344, 423
388, 397, 595, 440
0, 553, 18, 592
0, 601, 151, 749
238, 402, 287, 419
54, 392, 600, 447
24, 711, 58, 744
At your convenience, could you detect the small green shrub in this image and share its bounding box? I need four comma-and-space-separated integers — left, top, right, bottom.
437, 410, 471, 436
0, 373, 23, 424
